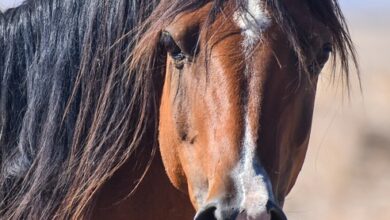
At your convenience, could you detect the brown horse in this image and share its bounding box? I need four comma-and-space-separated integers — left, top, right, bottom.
0, 0, 356, 219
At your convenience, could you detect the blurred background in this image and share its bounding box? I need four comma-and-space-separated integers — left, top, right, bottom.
1, 0, 389, 219
286, 0, 390, 220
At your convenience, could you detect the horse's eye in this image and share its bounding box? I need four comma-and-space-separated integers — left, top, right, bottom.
319, 42, 333, 63
161, 31, 186, 69
322, 42, 333, 57
309, 42, 333, 75
319, 43, 333, 64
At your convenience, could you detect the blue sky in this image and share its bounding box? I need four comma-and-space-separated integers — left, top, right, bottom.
341, 0, 390, 11
0, 0, 24, 10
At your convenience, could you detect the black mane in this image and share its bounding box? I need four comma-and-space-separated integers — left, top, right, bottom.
0, 0, 159, 218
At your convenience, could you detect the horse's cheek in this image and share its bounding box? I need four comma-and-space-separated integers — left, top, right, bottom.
158, 91, 188, 192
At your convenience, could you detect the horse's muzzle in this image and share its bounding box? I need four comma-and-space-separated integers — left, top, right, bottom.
194, 200, 287, 220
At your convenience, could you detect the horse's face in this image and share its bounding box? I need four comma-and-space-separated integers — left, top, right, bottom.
159, 2, 332, 219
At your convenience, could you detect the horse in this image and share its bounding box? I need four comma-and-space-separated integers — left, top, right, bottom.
0, 0, 357, 219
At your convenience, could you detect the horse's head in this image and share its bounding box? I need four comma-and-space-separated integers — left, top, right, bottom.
157, 1, 348, 219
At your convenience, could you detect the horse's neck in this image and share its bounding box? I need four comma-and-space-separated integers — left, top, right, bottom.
93, 145, 195, 220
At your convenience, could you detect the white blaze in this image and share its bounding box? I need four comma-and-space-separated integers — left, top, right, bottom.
234, 0, 271, 49
235, 114, 274, 218
233, 0, 274, 218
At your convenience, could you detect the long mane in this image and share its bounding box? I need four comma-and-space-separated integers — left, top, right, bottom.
0, 0, 161, 218
0, 0, 357, 219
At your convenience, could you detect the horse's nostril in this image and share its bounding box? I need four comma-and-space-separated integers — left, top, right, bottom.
194, 205, 217, 220
267, 201, 287, 220
270, 210, 287, 220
